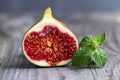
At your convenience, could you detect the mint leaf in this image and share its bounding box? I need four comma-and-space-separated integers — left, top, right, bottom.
92, 48, 107, 67
72, 33, 107, 68
83, 45, 96, 54
80, 36, 95, 49
95, 33, 106, 46
72, 50, 91, 67
72, 45, 95, 67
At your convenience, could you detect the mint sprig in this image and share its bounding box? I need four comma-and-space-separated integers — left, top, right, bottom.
72, 33, 107, 68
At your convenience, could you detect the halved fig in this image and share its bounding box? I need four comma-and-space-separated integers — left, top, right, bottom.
22, 7, 79, 67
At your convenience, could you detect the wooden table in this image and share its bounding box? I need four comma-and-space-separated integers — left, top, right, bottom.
0, 13, 120, 80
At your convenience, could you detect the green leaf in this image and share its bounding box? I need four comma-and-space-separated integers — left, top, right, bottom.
92, 48, 107, 67
72, 33, 107, 68
72, 45, 95, 67
80, 33, 106, 48
80, 36, 95, 49
95, 33, 106, 46
72, 50, 91, 67
84, 45, 96, 53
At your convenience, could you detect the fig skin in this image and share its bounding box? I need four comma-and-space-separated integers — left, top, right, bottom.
22, 7, 79, 67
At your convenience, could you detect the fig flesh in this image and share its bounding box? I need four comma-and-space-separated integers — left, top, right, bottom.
22, 7, 79, 67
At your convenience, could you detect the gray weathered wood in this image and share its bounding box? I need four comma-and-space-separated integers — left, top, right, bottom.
0, 13, 120, 80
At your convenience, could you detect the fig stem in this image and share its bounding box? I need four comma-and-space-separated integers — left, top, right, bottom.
42, 7, 53, 19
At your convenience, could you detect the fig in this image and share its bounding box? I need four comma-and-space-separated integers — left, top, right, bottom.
22, 7, 79, 67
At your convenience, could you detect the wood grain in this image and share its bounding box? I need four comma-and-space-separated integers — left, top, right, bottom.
0, 13, 120, 80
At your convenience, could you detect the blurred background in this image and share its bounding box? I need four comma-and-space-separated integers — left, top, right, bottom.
1, 0, 120, 13
0, 0, 120, 36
